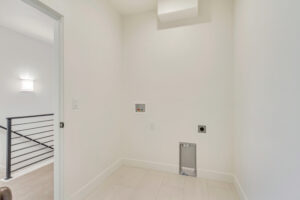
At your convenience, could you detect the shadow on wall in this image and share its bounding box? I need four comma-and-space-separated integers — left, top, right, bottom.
157, 0, 211, 29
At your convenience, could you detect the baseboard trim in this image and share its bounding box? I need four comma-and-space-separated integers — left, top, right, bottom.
197, 167, 234, 182
123, 158, 178, 174
234, 176, 248, 200
0, 164, 5, 178
68, 158, 247, 200
69, 159, 123, 200
122, 158, 234, 183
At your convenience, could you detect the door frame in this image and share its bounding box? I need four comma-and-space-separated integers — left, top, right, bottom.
22, 1, 64, 199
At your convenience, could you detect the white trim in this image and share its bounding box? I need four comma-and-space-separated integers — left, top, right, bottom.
0, 164, 5, 177
197, 167, 234, 183
67, 158, 246, 200
53, 13, 65, 200
22, 0, 62, 20
122, 158, 234, 183
69, 159, 123, 200
234, 176, 248, 200
123, 158, 178, 174
1, 160, 53, 182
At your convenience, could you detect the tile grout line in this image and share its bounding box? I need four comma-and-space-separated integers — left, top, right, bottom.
154, 172, 168, 200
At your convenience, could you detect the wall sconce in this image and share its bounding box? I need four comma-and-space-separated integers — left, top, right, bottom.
20, 74, 34, 92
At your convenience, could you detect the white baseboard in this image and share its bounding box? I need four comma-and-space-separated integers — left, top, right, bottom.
69, 159, 123, 200
197, 167, 234, 183
122, 158, 234, 183
123, 158, 178, 174
0, 164, 4, 177
234, 176, 248, 200
69, 158, 245, 200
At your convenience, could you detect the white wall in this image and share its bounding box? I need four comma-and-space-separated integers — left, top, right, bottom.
39, 0, 123, 199
0, 26, 55, 122
0, 26, 55, 170
122, 0, 234, 176
234, 0, 300, 199
14, 1, 300, 199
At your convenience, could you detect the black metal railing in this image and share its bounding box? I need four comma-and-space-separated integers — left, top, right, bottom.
0, 114, 54, 180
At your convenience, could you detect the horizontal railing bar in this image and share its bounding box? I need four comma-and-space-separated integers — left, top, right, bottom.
12, 147, 49, 159
12, 119, 54, 126
12, 135, 53, 146
34, 135, 53, 141
12, 141, 31, 146
13, 125, 54, 132
11, 130, 53, 150
44, 140, 54, 144
11, 151, 53, 166
11, 155, 54, 173
12, 144, 40, 152
7, 114, 54, 120
12, 130, 54, 139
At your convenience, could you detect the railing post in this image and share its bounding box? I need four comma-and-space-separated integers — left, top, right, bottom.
6, 118, 12, 180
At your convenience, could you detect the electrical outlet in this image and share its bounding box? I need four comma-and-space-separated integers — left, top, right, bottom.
198, 125, 207, 133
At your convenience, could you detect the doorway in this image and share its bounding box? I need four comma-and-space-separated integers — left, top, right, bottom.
0, 0, 63, 199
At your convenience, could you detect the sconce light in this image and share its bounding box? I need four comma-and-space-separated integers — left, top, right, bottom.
20, 74, 34, 92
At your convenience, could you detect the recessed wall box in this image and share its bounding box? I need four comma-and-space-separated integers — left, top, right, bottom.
179, 142, 197, 177
135, 104, 145, 112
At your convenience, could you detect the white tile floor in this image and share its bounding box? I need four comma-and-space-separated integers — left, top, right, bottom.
85, 166, 240, 200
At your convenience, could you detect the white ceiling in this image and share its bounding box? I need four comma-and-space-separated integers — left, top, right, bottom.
0, 0, 55, 43
109, 0, 156, 15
